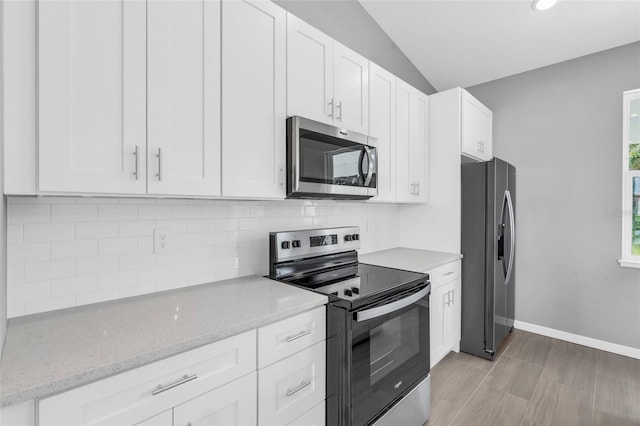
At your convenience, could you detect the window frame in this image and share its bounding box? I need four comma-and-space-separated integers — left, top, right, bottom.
619, 88, 640, 268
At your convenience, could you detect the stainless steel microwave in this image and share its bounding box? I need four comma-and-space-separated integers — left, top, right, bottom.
286, 116, 378, 199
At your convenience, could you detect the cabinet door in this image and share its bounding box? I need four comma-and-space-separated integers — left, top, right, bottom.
430, 284, 447, 368
134, 411, 172, 426
147, 0, 221, 197
173, 372, 257, 426
411, 90, 429, 203
461, 91, 492, 161
333, 42, 369, 134
286, 13, 333, 125
38, 0, 146, 194
395, 79, 413, 203
444, 278, 461, 352
222, 0, 286, 199
258, 341, 326, 426
368, 62, 396, 203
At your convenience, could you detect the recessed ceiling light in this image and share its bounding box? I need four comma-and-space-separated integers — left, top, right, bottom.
532, 0, 558, 11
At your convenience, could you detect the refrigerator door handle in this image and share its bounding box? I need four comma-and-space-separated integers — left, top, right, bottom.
505, 190, 515, 285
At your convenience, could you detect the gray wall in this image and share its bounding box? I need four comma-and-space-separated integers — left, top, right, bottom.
273, 0, 436, 94
468, 42, 640, 349
0, 0, 6, 358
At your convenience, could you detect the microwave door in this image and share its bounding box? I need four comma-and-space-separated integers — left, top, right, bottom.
325, 147, 364, 186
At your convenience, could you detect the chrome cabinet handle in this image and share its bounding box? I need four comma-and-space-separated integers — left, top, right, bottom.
443, 271, 454, 277
445, 291, 450, 307
336, 101, 343, 121
152, 374, 197, 396
133, 145, 140, 180
450, 289, 455, 305
156, 148, 162, 181
286, 379, 312, 397
286, 329, 312, 342
410, 183, 415, 195
416, 182, 420, 196
328, 99, 334, 118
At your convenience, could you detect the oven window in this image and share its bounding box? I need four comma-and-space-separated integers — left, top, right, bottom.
369, 308, 419, 385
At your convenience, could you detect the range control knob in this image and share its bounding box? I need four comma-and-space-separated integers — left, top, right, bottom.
352, 234, 359, 241
281, 241, 290, 249
344, 235, 353, 242
351, 287, 359, 295
344, 289, 353, 297
292, 240, 301, 248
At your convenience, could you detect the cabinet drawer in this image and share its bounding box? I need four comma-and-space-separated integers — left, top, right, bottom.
287, 401, 325, 426
258, 341, 326, 426
39, 330, 256, 426
258, 306, 325, 368
430, 260, 460, 286
173, 372, 257, 426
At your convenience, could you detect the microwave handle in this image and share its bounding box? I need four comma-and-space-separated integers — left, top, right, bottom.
362, 146, 374, 187
355, 284, 430, 322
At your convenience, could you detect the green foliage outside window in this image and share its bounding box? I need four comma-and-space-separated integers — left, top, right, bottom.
630, 144, 640, 170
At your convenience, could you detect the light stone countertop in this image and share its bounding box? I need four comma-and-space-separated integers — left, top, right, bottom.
0, 275, 327, 407
359, 248, 462, 273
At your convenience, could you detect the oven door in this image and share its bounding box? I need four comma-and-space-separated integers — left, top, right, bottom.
351, 283, 431, 426
287, 116, 377, 199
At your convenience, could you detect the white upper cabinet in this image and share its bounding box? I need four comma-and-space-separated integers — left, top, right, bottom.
38, 0, 147, 194
461, 90, 493, 161
412, 90, 429, 203
368, 63, 396, 203
396, 79, 428, 204
222, 0, 287, 199
286, 14, 333, 125
147, 0, 221, 197
286, 14, 369, 134
333, 42, 369, 134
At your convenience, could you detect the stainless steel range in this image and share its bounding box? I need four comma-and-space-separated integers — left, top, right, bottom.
269, 227, 431, 426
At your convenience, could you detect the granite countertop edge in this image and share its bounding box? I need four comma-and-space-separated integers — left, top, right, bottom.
0, 279, 327, 408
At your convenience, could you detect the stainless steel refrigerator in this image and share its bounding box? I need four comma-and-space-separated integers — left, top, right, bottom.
461, 158, 516, 360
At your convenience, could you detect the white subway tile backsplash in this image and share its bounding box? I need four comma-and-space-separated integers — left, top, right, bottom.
24, 259, 75, 282
98, 238, 138, 255
7, 224, 23, 244
51, 275, 98, 297
6, 197, 401, 317
9, 281, 51, 304
98, 270, 138, 290
76, 255, 119, 275
51, 204, 98, 223
8, 243, 50, 264
25, 296, 76, 316
119, 221, 155, 237
76, 222, 118, 240
8, 204, 50, 224
51, 240, 98, 260
138, 205, 172, 220
23, 223, 75, 243
99, 204, 138, 221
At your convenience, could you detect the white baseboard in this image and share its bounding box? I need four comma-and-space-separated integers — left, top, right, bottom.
513, 320, 640, 360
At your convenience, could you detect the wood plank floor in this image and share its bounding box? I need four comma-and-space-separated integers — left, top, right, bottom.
427, 330, 640, 426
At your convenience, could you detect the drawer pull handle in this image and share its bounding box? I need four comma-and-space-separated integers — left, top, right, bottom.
286, 379, 312, 397
152, 374, 198, 396
443, 271, 455, 276
286, 329, 312, 342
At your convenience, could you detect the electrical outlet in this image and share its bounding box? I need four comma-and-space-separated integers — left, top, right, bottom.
154, 228, 171, 254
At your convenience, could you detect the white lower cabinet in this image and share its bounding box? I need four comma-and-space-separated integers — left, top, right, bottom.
135, 411, 173, 426
258, 341, 326, 425
173, 372, 257, 426
287, 401, 325, 426
429, 260, 461, 367
33, 307, 326, 426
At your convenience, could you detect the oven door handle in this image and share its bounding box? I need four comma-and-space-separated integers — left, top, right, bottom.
355, 284, 430, 322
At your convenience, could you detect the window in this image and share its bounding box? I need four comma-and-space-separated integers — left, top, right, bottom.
620, 89, 640, 267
